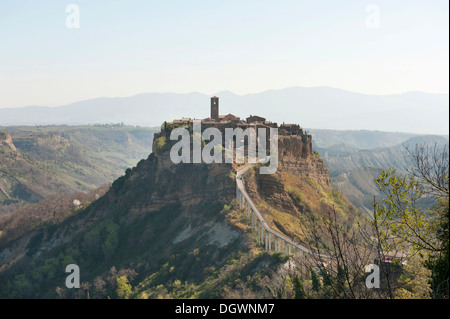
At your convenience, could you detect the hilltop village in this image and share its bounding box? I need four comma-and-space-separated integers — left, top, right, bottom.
154, 96, 311, 152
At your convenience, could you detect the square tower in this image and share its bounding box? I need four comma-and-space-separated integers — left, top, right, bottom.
211, 96, 219, 120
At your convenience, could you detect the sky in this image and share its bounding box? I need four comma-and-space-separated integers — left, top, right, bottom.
0, 0, 448, 108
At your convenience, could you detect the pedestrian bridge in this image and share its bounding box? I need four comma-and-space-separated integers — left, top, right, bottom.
236, 164, 329, 261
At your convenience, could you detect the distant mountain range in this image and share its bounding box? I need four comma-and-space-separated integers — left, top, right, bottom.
0, 87, 448, 134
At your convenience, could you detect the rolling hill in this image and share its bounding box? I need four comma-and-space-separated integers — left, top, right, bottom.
0, 125, 157, 216
0, 121, 363, 299
315, 134, 449, 215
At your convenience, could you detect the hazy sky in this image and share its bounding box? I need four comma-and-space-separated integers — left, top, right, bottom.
0, 0, 448, 108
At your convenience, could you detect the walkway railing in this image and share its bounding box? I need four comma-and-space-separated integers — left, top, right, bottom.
235, 164, 313, 258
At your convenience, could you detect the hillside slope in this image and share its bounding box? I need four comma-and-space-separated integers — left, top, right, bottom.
0, 128, 361, 299
0, 126, 157, 216
1, 130, 76, 214
317, 135, 449, 215
0, 147, 290, 298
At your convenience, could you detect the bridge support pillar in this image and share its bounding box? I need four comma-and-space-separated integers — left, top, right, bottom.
257, 220, 260, 245
240, 192, 243, 209
237, 190, 240, 207
265, 231, 268, 250
261, 223, 264, 246
244, 202, 248, 218
245, 201, 248, 218
260, 222, 263, 245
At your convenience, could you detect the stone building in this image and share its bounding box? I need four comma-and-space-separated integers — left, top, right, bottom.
154, 96, 312, 159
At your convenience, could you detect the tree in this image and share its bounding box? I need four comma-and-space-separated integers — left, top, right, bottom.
292, 275, 307, 299
406, 142, 449, 299
93, 276, 107, 298
374, 169, 438, 252
374, 142, 449, 299
406, 142, 448, 198
299, 204, 384, 299
153, 136, 167, 153
116, 276, 132, 299
395, 250, 431, 299
81, 282, 91, 299
102, 220, 119, 259
311, 267, 322, 293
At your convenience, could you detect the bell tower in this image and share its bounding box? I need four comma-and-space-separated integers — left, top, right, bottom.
211, 96, 219, 120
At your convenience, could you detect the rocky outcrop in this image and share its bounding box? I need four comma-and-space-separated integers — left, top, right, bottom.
0, 131, 17, 152
278, 135, 312, 159
278, 135, 330, 187
252, 172, 299, 215
120, 151, 236, 214
238, 133, 331, 218
279, 155, 331, 187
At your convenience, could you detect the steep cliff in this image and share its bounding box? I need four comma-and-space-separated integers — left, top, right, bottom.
0, 144, 290, 298
0, 126, 357, 299
278, 135, 331, 187
242, 134, 358, 245
0, 131, 17, 152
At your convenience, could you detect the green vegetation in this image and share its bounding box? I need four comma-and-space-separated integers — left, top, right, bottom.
374, 163, 449, 299
0, 197, 289, 299
286, 186, 304, 203
116, 276, 133, 299
1, 123, 446, 300
292, 276, 307, 299
0, 125, 158, 215
1, 146, 288, 299
243, 168, 360, 247
153, 136, 167, 153
317, 134, 448, 215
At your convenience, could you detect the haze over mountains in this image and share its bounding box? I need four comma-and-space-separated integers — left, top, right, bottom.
313, 133, 449, 215
0, 87, 448, 135
0, 90, 448, 299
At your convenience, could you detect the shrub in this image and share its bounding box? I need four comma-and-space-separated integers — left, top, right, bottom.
154, 136, 167, 153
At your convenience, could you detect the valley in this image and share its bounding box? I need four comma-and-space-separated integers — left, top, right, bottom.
0, 121, 447, 299
0, 125, 158, 216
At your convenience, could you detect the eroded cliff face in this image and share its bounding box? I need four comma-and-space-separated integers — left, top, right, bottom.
0, 126, 342, 298
249, 171, 300, 216
278, 135, 331, 187
122, 152, 236, 214
0, 131, 17, 152
0, 147, 244, 295
278, 135, 311, 159
241, 135, 358, 245
149, 132, 330, 211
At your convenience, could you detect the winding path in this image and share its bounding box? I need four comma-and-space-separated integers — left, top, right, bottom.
235, 163, 313, 257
